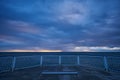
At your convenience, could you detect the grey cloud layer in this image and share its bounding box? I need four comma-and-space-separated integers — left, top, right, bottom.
0, 0, 120, 51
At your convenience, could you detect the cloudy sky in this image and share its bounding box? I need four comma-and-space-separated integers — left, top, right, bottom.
0, 0, 120, 52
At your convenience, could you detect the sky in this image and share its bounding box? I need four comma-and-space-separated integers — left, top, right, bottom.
0, 0, 120, 52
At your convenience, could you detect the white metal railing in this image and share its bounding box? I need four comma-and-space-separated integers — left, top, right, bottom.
0, 55, 120, 73
59, 56, 61, 65
77, 56, 80, 65
11, 57, 16, 72
103, 56, 109, 71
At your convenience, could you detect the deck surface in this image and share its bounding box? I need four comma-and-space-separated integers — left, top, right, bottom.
0, 66, 120, 80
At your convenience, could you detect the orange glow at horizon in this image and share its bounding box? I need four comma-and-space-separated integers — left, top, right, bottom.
0, 49, 62, 52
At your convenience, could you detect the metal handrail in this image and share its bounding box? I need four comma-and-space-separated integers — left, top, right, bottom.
0, 54, 120, 73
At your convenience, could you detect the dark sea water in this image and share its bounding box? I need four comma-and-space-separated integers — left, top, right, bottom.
0, 52, 120, 57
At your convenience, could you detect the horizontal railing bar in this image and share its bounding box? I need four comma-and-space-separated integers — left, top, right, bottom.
14, 65, 40, 70
41, 71, 78, 75
0, 70, 10, 73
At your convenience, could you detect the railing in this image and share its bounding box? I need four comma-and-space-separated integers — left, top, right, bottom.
0, 53, 120, 73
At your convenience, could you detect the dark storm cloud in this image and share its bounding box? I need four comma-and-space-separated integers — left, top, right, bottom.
0, 0, 120, 52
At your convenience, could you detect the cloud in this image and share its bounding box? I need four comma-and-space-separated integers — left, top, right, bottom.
0, 35, 24, 45
0, 49, 62, 52
53, 0, 90, 25
0, 39, 23, 45
1, 46, 119, 52
65, 46, 120, 52
42, 27, 68, 38
0, 0, 120, 52
6, 20, 41, 34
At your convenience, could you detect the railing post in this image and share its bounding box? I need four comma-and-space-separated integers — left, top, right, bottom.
40, 56, 43, 66
12, 56, 16, 72
103, 56, 109, 71
59, 56, 61, 65
77, 56, 80, 65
